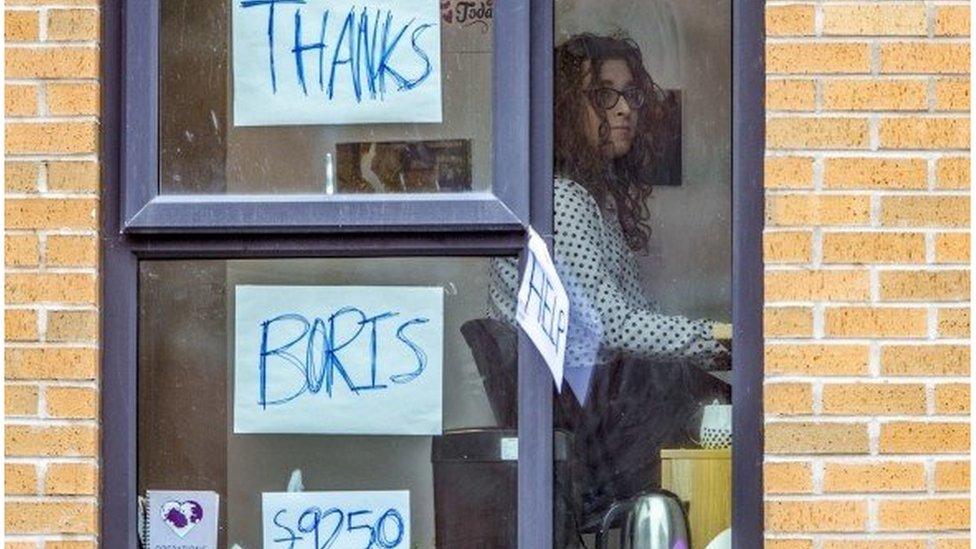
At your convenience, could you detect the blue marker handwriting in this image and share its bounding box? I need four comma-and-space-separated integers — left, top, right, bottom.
257, 307, 430, 409
271, 505, 405, 549
240, 0, 434, 101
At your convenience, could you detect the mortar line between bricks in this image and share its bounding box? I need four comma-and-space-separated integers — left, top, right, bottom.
766, 415, 970, 422
766, 337, 970, 343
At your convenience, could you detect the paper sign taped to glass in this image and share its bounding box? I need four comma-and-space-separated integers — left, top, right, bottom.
232, 0, 443, 126
234, 285, 444, 434
516, 228, 569, 392
263, 491, 410, 549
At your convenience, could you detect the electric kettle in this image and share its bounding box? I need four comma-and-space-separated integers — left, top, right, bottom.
595, 491, 691, 549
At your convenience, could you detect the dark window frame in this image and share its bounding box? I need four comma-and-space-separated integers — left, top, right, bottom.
100, 0, 764, 547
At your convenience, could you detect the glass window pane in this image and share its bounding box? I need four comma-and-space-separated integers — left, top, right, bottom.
159, 1, 493, 195
551, 1, 732, 546
138, 257, 518, 547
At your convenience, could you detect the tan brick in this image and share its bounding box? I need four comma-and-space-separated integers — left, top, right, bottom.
765, 156, 815, 189
822, 232, 926, 263
6, 198, 97, 230
5, 309, 38, 341
823, 79, 927, 111
6, 0, 97, 4
44, 542, 97, 549
5, 84, 37, 116
5, 425, 97, 457
766, 269, 870, 301
764, 307, 813, 337
46, 386, 97, 419
935, 78, 970, 111
6, 122, 98, 155
5, 501, 96, 534
46, 235, 97, 267
822, 541, 925, 549
822, 383, 926, 415
768, 117, 870, 149
823, 158, 927, 190
935, 233, 970, 263
935, 156, 970, 189
765, 500, 866, 532
822, 4, 927, 36
768, 43, 871, 74
767, 79, 815, 111
44, 462, 96, 495
823, 461, 926, 492
46, 82, 98, 116
766, 422, 869, 454
5, 234, 39, 267
5, 384, 38, 416
47, 161, 98, 192
765, 383, 813, 415
5, 162, 40, 193
5, 10, 39, 41
766, 4, 814, 36
935, 540, 971, 549
5, 46, 98, 78
766, 541, 814, 549
882, 345, 970, 376
879, 270, 970, 301
935, 5, 970, 36
935, 383, 970, 415
5, 463, 37, 495
880, 117, 969, 150
766, 344, 869, 376
880, 422, 969, 453
5, 347, 97, 380
881, 43, 970, 74
825, 307, 928, 338
48, 310, 98, 342
6, 273, 96, 304
767, 194, 871, 226
878, 498, 969, 531
938, 308, 969, 338
935, 461, 970, 492
764, 231, 813, 263
764, 461, 813, 493
47, 8, 99, 41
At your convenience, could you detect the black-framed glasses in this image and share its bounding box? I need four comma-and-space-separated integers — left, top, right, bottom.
586, 86, 647, 110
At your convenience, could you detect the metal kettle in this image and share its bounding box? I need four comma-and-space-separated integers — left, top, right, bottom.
595, 491, 691, 549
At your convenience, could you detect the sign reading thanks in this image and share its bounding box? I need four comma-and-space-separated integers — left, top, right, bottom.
234, 285, 444, 434
232, 0, 443, 126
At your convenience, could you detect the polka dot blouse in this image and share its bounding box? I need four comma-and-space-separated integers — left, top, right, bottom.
489, 178, 724, 367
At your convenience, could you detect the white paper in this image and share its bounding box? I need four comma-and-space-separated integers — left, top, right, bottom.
516, 228, 569, 390
263, 491, 410, 549
234, 285, 443, 434
233, 0, 443, 126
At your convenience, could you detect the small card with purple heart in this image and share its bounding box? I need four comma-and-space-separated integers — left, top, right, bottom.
146, 490, 219, 549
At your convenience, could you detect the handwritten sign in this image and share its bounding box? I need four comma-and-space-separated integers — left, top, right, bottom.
233, 0, 443, 126
263, 491, 410, 549
234, 286, 443, 434
516, 228, 569, 390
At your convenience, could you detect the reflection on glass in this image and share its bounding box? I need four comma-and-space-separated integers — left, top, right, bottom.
536, 2, 731, 547
159, 0, 492, 195
138, 258, 517, 548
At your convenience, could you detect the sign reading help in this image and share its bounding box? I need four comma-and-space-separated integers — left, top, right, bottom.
263, 491, 410, 549
516, 228, 569, 390
232, 0, 443, 126
234, 286, 443, 434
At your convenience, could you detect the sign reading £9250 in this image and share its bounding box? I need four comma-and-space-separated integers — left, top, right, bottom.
234, 286, 444, 435
232, 0, 443, 126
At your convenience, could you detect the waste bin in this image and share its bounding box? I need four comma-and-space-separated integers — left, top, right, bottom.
432, 428, 575, 548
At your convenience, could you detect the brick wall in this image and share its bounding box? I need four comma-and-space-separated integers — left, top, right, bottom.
764, 1, 971, 546
4, 1, 101, 547
2, 1, 971, 547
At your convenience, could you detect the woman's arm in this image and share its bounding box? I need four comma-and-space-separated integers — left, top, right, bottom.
554, 180, 724, 361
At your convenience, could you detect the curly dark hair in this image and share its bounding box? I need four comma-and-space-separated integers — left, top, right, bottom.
555, 33, 669, 252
